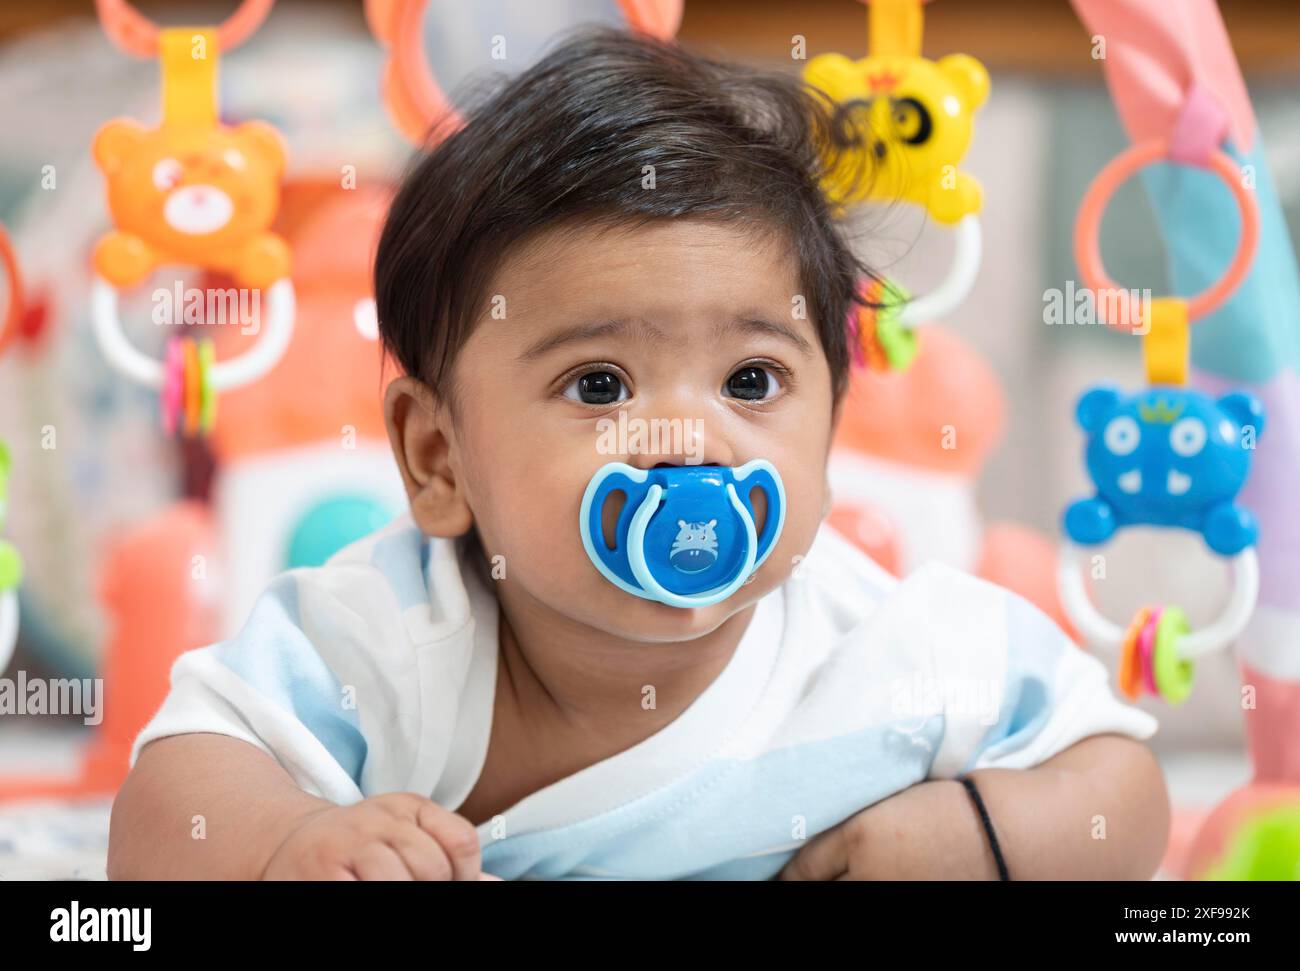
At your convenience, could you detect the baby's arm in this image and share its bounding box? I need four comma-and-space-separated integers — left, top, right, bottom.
782, 732, 1167, 879
962, 731, 1169, 878
786, 561, 1167, 879
109, 733, 483, 880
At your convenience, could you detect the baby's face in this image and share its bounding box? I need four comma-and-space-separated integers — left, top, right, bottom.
445, 220, 836, 642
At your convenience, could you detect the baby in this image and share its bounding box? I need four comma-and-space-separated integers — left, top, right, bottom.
108, 29, 1168, 881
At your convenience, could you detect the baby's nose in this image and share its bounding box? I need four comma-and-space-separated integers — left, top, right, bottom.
614, 411, 734, 471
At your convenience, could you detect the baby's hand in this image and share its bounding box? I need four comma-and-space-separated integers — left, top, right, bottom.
262, 792, 489, 880
779, 780, 998, 881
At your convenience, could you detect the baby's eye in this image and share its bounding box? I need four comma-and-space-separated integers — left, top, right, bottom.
564, 370, 627, 406
723, 365, 781, 402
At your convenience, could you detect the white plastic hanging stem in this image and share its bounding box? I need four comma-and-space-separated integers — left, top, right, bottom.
897, 213, 982, 327
1057, 542, 1259, 659
91, 276, 296, 392
0, 590, 17, 673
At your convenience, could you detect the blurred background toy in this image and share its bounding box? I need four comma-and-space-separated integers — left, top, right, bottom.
89, 1, 296, 442
365, 0, 682, 144
808, 0, 1072, 631
1069, 0, 1300, 880
0, 225, 23, 674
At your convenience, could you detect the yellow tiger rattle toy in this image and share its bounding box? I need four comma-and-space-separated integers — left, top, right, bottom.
804, 0, 987, 349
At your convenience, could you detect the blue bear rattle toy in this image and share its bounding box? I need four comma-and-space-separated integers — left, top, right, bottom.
580, 461, 785, 609
1063, 384, 1265, 555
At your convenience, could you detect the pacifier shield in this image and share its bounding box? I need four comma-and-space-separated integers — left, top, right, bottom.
580, 461, 786, 608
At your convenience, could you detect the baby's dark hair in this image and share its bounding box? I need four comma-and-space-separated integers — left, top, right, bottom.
375, 27, 873, 401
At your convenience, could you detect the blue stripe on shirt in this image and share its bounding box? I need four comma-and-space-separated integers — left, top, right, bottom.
959, 589, 1064, 774
212, 574, 368, 784
368, 527, 430, 611
480, 718, 941, 880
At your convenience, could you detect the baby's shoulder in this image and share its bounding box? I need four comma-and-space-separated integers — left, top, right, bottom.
294, 516, 478, 645
790, 525, 1051, 662
788, 524, 901, 628
210, 517, 480, 698
798, 524, 1018, 612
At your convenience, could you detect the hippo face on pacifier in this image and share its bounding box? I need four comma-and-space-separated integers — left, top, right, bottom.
670, 519, 719, 574
580, 461, 786, 609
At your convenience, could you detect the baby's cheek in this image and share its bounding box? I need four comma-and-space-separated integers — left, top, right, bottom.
765, 468, 827, 576
471, 460, 592, 588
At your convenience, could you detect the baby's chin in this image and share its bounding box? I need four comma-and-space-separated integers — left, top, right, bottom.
543, 572, 781, 646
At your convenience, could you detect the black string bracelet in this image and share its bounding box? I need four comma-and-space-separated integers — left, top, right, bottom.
958, 775, 1010, 881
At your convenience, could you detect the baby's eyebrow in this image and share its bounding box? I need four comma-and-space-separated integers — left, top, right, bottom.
717, 316, 814, 355
517, 318, 667, 361
516, 314, 812, 362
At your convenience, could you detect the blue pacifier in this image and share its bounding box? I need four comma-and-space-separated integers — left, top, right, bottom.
580, 461, 786, 608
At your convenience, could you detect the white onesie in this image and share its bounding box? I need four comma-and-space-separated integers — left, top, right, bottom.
131, 516, 1157, 879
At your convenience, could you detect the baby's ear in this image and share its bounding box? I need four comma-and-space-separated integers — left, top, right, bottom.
92, 119, 148, 175
803, 53, 860, 101
383, 376, 474, 538
1217, 391, 1266, 439
1076, 385, 1121, 432
937, 54, 990, 111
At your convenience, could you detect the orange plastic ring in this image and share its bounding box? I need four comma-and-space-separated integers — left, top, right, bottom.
369, 0, 462, 146
1118, 606, 1152, 701
94, 0, 274, 58
365, 0, 682, 146
0, 224, 21, 357
182, 339, 201, 437
1074, 141, 1258, 327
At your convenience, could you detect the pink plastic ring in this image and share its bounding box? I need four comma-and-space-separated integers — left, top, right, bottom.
1137, 607, 1163, 696
1074, 141, 1259, 327
161, 337, 184, 435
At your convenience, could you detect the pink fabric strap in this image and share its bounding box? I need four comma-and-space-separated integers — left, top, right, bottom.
1168, 81, 1229, 165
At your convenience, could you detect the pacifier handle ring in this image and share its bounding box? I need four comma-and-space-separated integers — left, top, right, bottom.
628, 483, 759, 609
896, 214, 982, 327
0, 590, 18, 674
1074, 140, 1259, 327
91, 277, 295, 392
733, 459, 786, 570
95, 0, 274, 58
1057, 542, 1259, 657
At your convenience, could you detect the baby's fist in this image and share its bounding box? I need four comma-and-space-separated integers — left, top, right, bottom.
263, 792, 485, 881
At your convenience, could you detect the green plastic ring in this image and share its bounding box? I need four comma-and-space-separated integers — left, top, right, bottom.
1153, 605, 1195, 706
0, 540, 22, 592
197, 338, 217, 434
874, 280, 918, 371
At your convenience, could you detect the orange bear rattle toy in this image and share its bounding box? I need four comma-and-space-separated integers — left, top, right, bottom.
88, 9, 295, 438
91, 27, 289, 289
93, 116, 288, 290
